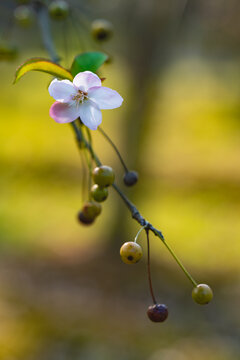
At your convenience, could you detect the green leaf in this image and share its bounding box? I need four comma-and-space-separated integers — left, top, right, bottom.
70, 52, 108, 77
14, 58, 73, 84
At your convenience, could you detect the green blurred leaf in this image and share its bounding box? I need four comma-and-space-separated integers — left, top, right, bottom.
14, 58, 73, 84
70, 52, 108, 77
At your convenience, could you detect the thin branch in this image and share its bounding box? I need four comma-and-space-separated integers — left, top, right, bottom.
98, 126, 129, 173
146, 229, 157, 304
160, 239, 197, 287
34, 1, 60, 63
112, 183, 148, 227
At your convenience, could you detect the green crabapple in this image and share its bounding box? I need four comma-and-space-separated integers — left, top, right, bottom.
92, 165, 115, 187
192, 284, 213, 305
90, 184, 108, 202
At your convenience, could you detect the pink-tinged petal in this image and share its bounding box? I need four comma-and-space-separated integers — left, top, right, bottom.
73, 71, 101, 92
88, 86, 123, 109
78, 100, 102, 130
48, 79, 76, 103
50, 102, 79, 124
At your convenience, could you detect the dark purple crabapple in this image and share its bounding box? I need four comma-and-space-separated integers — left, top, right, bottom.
147, 304, 168, 322
77, 211, 95, 225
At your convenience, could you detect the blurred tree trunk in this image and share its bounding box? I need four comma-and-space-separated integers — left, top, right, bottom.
105, 0, 188, 250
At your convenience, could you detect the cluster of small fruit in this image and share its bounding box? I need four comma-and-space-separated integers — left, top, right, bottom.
77, 164, 139, 225
120, 238, 213, 323
77, 165, 114, 225
75, 159, 213, 323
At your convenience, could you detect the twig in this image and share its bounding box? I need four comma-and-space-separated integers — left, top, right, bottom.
34, 1, 60, 63
98, 126, 129, 173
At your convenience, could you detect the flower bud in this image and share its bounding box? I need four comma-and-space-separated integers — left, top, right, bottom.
14, 5, 34, 27
91, 19, 113, 41
49, 0, 69, 20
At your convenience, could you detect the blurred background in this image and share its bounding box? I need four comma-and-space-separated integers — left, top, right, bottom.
0, 0, 240, 359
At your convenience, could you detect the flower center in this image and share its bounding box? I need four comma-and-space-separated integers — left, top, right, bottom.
72, 90, 88, 104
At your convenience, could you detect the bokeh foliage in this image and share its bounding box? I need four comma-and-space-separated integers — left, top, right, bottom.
0, 0, 240, 359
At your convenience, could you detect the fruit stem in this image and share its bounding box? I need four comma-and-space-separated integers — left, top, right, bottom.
98, 126, 129, 173
79, 148, 88, 202
146, 229, 157, 304
85, 126, 92, 147
134, 225, 147, 243
161, 238, 198, 287
84, 127, 93, 198
83, 148, 93, 200
72, 121, 102, 166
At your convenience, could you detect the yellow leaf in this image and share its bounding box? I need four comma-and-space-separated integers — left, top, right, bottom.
14, 57, 73, 84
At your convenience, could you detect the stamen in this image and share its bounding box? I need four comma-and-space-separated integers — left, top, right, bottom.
72, 90, 88, 104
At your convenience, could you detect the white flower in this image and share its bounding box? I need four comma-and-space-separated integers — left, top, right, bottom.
48, 71, 123, 130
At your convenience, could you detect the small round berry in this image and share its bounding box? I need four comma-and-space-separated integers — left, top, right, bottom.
90, 184, 108, 202
123, 171, 138, 186
120, 242, 143, 264
14, 5, 34, 27
92, 165, 115, 187
82, 201, 102, 220
77, 211, 95, 225
49, 0, 69, 20
192, 284, 213, 305
91, 19, 113, 41
147, 304, 168, 322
